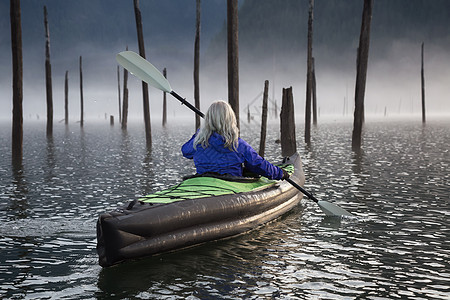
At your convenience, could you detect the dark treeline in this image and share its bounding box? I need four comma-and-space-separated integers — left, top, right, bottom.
207, 0, 450, 63
0, 0, 226, 57
3, 0, 448, 62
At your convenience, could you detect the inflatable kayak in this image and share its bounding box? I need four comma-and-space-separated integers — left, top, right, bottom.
96, 152, 305, 267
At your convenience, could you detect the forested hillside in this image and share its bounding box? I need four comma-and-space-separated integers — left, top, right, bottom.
0, 0, 226, 59
206, 0, 450, 64
2, 0, 448, 64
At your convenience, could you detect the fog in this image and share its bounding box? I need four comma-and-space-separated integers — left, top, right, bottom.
1, 1, 449, 126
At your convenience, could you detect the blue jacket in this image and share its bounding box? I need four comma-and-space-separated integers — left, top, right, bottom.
182, 132, 284, 180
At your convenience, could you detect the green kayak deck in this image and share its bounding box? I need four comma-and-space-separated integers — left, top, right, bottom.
139, 164, 294, 204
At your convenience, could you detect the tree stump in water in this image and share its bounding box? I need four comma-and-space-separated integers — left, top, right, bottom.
259, 80, 269, 158
281, 87, 296, 157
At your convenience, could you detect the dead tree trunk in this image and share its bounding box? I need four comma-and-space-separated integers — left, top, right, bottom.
44, 6, 53, 137
64, 70, 68, 125
162, 68, 167, 127
194, 0, 201, 130
281, 87, 297, 157
79, 56, 84, 127
305, 0, 314, 144
117, 66, 122, 124
227, 0, 239, 129
259, 80, 269, 157
134, 0, 152, 148
122, 46, 129, 130
312, 57, 318, 125
10, 0, 23, 162
421, 42, 426, 123
352, 0, 373, 151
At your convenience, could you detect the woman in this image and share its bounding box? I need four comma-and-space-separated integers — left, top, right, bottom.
182, 100, 289, 180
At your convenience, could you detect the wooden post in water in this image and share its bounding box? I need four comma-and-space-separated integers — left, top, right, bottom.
117, 66, 122, 124
194, 0, 201, 130
79, 56, 84, 127
64, 70, 68, 125
122, 46, 129, 130
133, 0, 152, 148
162, 68, 167, 127
44, 6, 53, 137
259, 80, 269, 157
227, 0, 239, 129
421, 42, 426, 123
281, 87, 296, 157
304, 0, 314, 144
312, 57, 317, 125
352, 0, 373, 151
10, 0, 23, 162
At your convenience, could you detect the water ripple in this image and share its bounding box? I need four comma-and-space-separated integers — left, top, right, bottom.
0, 120, 449, 299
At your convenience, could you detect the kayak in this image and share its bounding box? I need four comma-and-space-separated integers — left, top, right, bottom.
96, 152, 305, 267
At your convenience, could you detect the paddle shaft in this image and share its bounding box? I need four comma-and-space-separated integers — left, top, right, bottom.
286, 178, 318, 203
171, 91, 205, 119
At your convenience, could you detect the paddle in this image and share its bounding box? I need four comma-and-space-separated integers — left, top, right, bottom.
116, 50, 352, 217
116, 51, 204, 118
285, 178, 352, 216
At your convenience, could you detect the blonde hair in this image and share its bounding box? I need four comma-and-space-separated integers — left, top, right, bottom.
194, 100, 239, 151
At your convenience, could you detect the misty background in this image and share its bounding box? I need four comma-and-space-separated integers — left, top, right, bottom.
1, 0, 449, 124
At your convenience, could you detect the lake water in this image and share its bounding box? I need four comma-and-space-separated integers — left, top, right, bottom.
0, 118, 448, 299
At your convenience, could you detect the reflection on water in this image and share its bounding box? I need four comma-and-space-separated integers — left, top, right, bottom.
0, 119, 449, 299
9, 159, 28, 220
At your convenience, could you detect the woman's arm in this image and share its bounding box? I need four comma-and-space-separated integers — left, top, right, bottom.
181, 133, 197, 159
239, 139, 284, 180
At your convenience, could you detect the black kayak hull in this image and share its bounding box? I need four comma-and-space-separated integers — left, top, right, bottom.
96, 153, 305, 267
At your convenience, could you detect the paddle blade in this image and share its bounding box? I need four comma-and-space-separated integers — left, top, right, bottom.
318, 200, 353, 217
116, 51, 172, 93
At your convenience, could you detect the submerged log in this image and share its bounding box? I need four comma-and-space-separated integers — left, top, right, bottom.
11, 0, 23, 162
227, 0, 239, 129
44, 6, 53, 137
281, 87, 296, 157
352, 0, 373, 151
134, 0, 152, 148
258, 80, 269, 157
